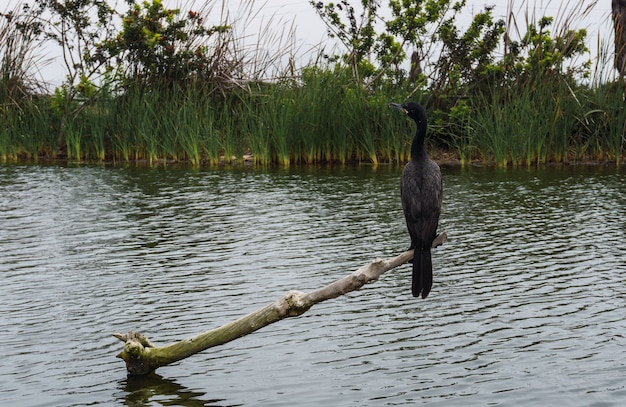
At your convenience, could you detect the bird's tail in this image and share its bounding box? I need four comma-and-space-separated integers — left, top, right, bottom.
412, 248, 433, 299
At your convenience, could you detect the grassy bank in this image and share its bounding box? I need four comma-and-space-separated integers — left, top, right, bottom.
0, 79, 405, 165
441, 79, 625, 167
2, 73, 624, 166
1, 0, 624, 167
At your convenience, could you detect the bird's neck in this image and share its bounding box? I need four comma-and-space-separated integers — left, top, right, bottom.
410, 124, 427, 160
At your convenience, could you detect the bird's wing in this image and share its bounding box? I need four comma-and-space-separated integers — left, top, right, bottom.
401, 161, 442, 245
401, 170, 422, 222
425, 162, 443, 216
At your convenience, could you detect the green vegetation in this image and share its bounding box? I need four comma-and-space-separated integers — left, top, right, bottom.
0, 0, 623, 166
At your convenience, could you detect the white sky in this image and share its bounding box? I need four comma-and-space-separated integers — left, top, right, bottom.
3, 0, 615, 87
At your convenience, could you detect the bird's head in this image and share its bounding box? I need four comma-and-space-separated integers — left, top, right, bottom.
389, 102, 426, 125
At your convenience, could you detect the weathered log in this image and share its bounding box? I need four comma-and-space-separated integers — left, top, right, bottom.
114, 232, 447, 375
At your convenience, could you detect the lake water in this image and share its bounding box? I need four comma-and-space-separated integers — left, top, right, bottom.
1, 163, 625, 406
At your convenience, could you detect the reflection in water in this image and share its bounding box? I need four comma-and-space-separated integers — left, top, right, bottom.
121, 373, 232, 407
0, 163, 624, 406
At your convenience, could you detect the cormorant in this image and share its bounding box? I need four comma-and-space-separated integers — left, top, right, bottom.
390, 102, 442, 299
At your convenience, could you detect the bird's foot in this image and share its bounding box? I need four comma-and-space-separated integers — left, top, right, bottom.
432, 231, 447, 248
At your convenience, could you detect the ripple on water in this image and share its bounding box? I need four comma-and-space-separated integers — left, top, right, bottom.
0, 165, 625, 406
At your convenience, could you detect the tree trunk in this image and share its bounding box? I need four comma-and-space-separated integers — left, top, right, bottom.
114, 232, 447, 375
613, 0, 626, 77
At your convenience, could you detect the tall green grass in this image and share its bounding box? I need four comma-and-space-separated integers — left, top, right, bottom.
2, 77, 624, 167
0, 100, 58, 161
483, 86, 548, 166
2, 0, 623, 167
468, 76, 607, 167
577, 81, 626, 164
1, 72, 624, 167
1, 1, 52, 162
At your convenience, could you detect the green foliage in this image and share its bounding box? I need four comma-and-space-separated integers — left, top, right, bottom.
431, 6, 505, 102
0, 0, 623, 166
32, 0, 116, 85
312, 0, 509, 94
576, 81, 626, 164
0, 3, 47, 105
93, 0, 230, 89
311, 0, 381, 84
504, 16, 591, 85
437, 100, 474, 165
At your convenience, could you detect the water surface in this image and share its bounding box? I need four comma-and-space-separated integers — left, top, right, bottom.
1, 164, 625, 406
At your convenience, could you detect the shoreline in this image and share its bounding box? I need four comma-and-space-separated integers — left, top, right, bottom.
2, 151, 624, 168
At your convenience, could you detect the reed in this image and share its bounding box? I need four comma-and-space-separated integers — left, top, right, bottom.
4, 73, 625, 167
603, 88, 626, 165
472, 91, 511, 166
154, 94, 175, 163
1, 0, 623, 166
221, 110, 243, 165
433, 102, 475, 165
472, 78, 579, 166
64, 121, 82, 162
578, 81, 626, 164
457, 0, 603, 166
0, 107, 20, 161
2, 100, 58, 161
82, 100, 110, 161
228, 93, 262, 165
1, 2, 52, 161
175, 98, 202, 167
586, 31, 625, 165
0, 3, 49, 105
237, 94, 268, 165
331, 91, 354, 164
134, 90, 164, 164
110, 96, 134, 163
266, 92, 296, 166
347, 89, 379, 165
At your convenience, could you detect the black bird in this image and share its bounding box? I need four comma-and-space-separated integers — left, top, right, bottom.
390, 102, 442, 299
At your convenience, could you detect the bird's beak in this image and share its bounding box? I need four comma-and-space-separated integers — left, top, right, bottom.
389, 103, 407, 114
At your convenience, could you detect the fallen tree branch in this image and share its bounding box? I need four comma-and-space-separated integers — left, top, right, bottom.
114, 232, 447, 375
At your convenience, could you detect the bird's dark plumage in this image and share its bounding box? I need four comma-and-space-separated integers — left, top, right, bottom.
390, 102, 442, 299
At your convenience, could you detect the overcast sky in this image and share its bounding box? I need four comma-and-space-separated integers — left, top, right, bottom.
3, 0, 615, 87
